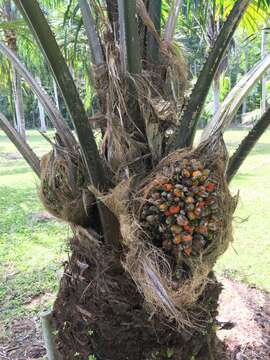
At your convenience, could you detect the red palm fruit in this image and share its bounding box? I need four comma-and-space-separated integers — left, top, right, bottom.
163, 183, 173, 192
183, 225, 194, 234
206, 182, 216, 192
169, 205, 181, 215
197, 201, 206, 208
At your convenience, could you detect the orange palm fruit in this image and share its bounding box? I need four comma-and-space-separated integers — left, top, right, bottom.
159, 203, 168, 212
185, 196, 195, 204
163, 183, 173, 192
169, 205, 181, 214
173, 235, 182, 244
182, 169, 191, 177
182, 234, 192, 242
174, 189, 184, 197
192, 170, 202, 179
184, 247, 192, 256
197, 225, 208, 235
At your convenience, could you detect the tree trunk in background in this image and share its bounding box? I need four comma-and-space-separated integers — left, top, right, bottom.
4, 0, 26, 140
38, 99, 46, 132
52, 78, 60, 110
11, 65, 26, 139
36, 77, 47, 131
242, 46, 249, 116
213, 77, 220, 114
261, 29, 268, 115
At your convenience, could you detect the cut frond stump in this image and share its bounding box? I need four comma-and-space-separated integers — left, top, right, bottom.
98, 135, 236, 330
39, 150, 94, 227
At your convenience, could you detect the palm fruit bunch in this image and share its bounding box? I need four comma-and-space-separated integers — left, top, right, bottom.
140, 158, 221, 264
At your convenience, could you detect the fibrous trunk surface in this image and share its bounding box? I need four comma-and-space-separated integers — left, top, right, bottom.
53, 237, 223, 360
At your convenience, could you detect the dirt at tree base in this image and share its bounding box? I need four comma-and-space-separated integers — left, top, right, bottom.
216, 277, 270, 360
0, 317, 45, 359
0, 277, 269, 360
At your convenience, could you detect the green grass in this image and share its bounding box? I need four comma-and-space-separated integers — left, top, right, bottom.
0, 129, 269, 325
215, 129, 270, 291
0, 130, 69, 323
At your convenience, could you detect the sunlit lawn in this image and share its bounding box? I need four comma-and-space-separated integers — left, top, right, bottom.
0, 129, 269, 325
0, 130, 69, 323
216, 129, 270, 291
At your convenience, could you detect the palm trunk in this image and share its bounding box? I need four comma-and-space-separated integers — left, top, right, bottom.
146, 0, 162, 63
11, 65, 26, 140
53, 239, 222, 360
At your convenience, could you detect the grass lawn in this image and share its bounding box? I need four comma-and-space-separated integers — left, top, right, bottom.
0, 129, 269, 326
0, 130, 69, 324
216, 129, 270, 291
